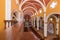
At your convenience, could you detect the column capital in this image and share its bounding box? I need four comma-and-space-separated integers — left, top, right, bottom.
44, 7, 46, 13
5, 0, 11, 20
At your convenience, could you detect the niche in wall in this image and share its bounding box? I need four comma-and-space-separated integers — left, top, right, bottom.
47, 16, 56, 35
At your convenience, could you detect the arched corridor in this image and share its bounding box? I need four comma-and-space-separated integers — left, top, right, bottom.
0, 0, 60, 40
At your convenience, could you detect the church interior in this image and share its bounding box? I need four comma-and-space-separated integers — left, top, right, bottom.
0, 0, 60, 40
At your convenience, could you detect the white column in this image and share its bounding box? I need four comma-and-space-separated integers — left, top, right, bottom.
37, 16, 39, 30
44, 8, 47, 37
56, 19, 59, 35
5, 0, 11, 20
9, 22, 12, 29
6, 22, 9, 29
34, 17, 35, 27
31, 18, 33, 26
5, 0, 11, 28
5, 0, 12, 40
5, 0, 11, 27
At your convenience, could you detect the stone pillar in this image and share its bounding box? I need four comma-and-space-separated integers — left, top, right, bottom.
5, 0, 11, 20
31, 18, 33, 26
6, 22, 9, 29
56, 19, 59, 35
34, 17, 35, 27
44, 8, 47, 39
5, 0, 12, 40
37, 16, 39, 30
44, 13, 47, 37
4, 20, 12, 40
9, 22, 12, 29
5, 0, 11, 28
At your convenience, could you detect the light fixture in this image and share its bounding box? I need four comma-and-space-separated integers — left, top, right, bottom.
50, 18, 53, 21
35, 13, 37, 15
50, 1, 57, 9
39, 9, 42, 14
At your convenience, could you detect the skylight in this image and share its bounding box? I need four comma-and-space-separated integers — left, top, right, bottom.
50, 1, 57, 9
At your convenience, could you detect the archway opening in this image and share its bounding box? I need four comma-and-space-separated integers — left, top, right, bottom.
47, 15, 56, 36
47, 13, 60, 39
24, 14, 32, 27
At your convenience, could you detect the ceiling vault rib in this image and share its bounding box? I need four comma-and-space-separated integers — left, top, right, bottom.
22, 2, 38, 10
22, 6, 38, 13
43, 0, 46, 6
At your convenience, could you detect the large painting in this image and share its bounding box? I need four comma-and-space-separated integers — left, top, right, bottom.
47, 22, 54, 34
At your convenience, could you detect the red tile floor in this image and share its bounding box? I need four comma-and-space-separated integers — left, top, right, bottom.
6, 23, 40, 40
0, 22, 59, 40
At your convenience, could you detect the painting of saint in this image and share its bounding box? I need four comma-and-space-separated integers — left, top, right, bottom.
48, 22, 54, 34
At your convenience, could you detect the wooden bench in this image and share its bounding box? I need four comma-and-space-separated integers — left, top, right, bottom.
29, 27, 44, 40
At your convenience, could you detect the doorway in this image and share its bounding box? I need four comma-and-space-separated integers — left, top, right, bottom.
24, 14, 32, 32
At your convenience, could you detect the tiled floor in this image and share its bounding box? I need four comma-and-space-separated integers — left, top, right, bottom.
0, 22, 60, 40
0, 30, 5, 40
6, 23, 39, 40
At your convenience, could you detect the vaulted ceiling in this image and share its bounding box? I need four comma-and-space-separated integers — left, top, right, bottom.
19, 0, 51, 16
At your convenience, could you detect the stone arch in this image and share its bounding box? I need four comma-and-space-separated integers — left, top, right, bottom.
24, 10, 34, 16
47, 15, 57, 35
47, 12, 60, 36
11, 10, 24, 23
22, 2, 38, 10
22, 6, 38, 14
11, 10, 19, 21
47, 12, 60, 20
19, 0, 45, 11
